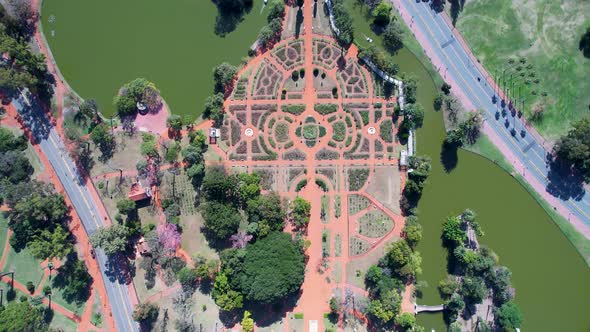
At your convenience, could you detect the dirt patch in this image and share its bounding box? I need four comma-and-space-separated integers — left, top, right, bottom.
90, 132, 144, 178
365, 166, 401, 215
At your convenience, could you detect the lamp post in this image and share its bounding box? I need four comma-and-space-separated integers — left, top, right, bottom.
47, 261, 54, 280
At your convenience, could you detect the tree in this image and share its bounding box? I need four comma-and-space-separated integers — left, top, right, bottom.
166, 114, 183, 133
201, 201, 241, 240
246, 192, 285, 236
114, 78, 159, 115
0, 150, 33, 184
403, 216, 422, 248
90, 224, 128, 255
434, 93, 444, 111
177, 267, 198, 288
52, 254, 92, 304
460, 277, 486, 304
459, 111, 484, 144
383, 19, 404, 54
291, 197, 311, 228
367, 289, 401, 324
332, 0, 354, 45
383, 240, 422, 281
0, 127, 27, 152
157, 222, 181, 251
213, 62, 238, 93
372, 2, 392, 26
90, 122, 115, 159
201, 167, 239, 201
395, 312, 416, 331
329, 296, 341, 314
554, 118, 590, 182
117, 198, 136, 216
266, 0, 285, 22
7, 181, 68, 250
438, 275, 459, 299
241, 310, 255, 332
77, 98, 99, 125
403, 103, 424, 129
0, 301, 48, 332
212, 272, 243, 311
29, 225, 72, 260
133, 302, 159, 325
204, 92, 225, 125
236, 232, 305, 304
496, 301, 523, 330
441, 216, 466, 248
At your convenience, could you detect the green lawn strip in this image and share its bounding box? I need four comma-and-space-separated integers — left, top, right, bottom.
322, 229, 331, 257
464, 134, 590, 266
0, 214, 8, 259
1, 245, 44, 287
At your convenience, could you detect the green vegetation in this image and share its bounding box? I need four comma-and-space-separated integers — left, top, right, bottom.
332, 121, 346, 141
440, 209, 522, 328
379, 119, 393, 143
113, 78, 160, 116
330, 0, 354, 45
314, 103, 338, 115
450, 0, 590, 138
282, 104, 306, 115
303, 124, 318, 139
348, 168, 370, 191
0, 301, 49, 332
553, 118, 590, 182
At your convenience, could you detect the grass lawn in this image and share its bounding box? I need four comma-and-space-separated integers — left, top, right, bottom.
451, 0, 590, 138
0, 214, 8, 260
1, 245, 44, 287
49, 309, 79, 331
44, 277, 87, 316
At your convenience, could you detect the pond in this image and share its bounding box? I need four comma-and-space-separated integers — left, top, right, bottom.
345, 1, 590, 331
41, 0, 267, 119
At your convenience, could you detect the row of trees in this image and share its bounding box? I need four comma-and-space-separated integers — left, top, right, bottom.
440, 209, 523, 330
1, 129, 93, 310
400, 155, 431, 214
330, 0, 354, 46
257, 0, 284, 49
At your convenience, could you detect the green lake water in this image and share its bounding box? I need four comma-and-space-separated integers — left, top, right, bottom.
41, 0, 267, 119
346, 1, 590, 331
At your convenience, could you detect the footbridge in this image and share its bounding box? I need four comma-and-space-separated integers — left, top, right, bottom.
415, 304, 445, 314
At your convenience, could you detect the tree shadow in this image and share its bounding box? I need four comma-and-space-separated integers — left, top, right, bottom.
213, 2, 253, 37
449, 0, 466, 26
546, 158, 585, 201
294, 7, 304, 39
51, 253, 93, 305
579, 30, 590, 58
440, 141, 458, 173
248, 290, 300, 327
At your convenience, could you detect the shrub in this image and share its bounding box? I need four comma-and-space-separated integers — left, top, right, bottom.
314, 104, 338, 115
296, 179, 308, 192
348, 169, 370, 191
303, 125, 318, 139
319, 126, 327, 138
315, 148, 340, 160
26, 281, 34, 294
360, 111, 370, 126
299, 68, 305, 78
292, 70, 300, 81
332, 121, 346, 142
332, 87, 338, 98
313, 68, 319, 77
275, 122, 289, 142
380, 119, 393, 143
282, 104, 306, 115
315, 179, 329, 191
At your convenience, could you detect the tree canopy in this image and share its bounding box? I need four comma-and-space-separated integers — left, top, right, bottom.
496, 301, 523, 329
234, 232, 305, 304
383, 18, 404, 54
331, 0, 354, 45
213, 62, 238, 93
90, 224, 129, 255
0, 301, 48, 332
554, 118, 590, 182
201, 201, 241, 241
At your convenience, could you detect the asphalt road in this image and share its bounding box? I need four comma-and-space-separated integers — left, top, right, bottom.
397, 0, 590, 227
13, 93, 139, 332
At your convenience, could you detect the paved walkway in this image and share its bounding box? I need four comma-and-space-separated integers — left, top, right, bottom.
393, 0, 590, 238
